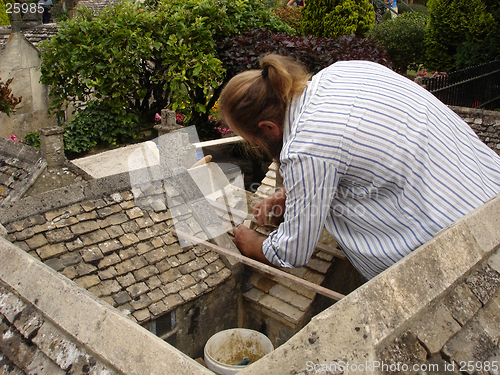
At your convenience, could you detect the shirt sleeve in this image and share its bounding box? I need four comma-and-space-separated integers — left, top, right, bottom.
262, 153, 340, 267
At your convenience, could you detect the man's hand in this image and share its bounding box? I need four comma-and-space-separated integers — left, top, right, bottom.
232, 225, 273, 266
253, 187, 286, 226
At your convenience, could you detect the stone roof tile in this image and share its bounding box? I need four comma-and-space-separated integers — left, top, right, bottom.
3, 188, 231, 324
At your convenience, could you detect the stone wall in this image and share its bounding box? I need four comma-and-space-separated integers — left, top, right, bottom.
451, 106, 500, 155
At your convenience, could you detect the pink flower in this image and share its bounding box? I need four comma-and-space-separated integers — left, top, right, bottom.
154, 113, 162, 122
9, 134, 22, 143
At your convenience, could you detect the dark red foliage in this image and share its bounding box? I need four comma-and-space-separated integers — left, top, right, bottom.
216, 28, 392, 80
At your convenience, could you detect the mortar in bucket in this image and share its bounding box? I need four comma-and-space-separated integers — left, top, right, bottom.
204, 328, 274, 375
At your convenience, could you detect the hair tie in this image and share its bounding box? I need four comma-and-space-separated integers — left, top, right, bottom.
262, 66, 269, 77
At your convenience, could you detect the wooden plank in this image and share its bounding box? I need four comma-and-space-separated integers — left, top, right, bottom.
315, 242, 347, 260
172, 230, 345, 301
193, 136, 244, 149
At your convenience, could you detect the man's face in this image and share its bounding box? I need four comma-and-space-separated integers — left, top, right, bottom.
225, 116, 284, 160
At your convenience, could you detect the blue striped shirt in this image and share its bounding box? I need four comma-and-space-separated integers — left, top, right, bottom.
262, 60, 500, 280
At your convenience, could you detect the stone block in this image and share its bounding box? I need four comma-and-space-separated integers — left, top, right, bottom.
177, 274, 196, 289
105, 225, 125, 239
413, 304, 461, 354
117, 273, 136, 288
99, 280, 122, 296
146, 276, 162, 290
132, 308, 150, 323
59, 252, 82, 267
118, 247, 136, 261
144, 247, 168, 264
115, 259, 135, 275
70, 221, 100, 235
45, 227, 74, 244
179, 288, 196, 301
179, 258, 208, 275
126, 282, 149, 299
243, 287, 264, 303
130, 294, 153, 310
98, 239, 123, 255
147, 288, 166, 303
54, 217, 79, 228
134, 265, 160, 282
204, 259, 225, 275
97, 253, 121, 269
165, 243, 183, 257
472, 290, 500, 343
305, 258, 331, 274
74, 275, 100, 289
118, 233, 139, 247
76, 262, 97, 276
126, 207, 144, 220
113, 291, 132, 305
162, 294, 184, 311
98, 266, 118, 281
25, 234, 48, 249
65, 238, 84, 251
442, 321, 497, 373
131, 256, 148, 270
136, 241, 154, 255
136, 218, 154, 229
191, 269, 209, 282
36, 243, 67, 260
80, 229, 111, 247
76, 211, 99, 222
80, 246, 104, 262
161, 281, 182, 296
100, 213, 129, 228
465, 264, 500, 304
45, 258, 64, 272
121, 221, 140, 234
269, 284, 312, 312
190, 282, 209, 296
258, 294, 303, 324
376, 331, 428, 375
250, 273, 277, 293
149, 300, 167, 316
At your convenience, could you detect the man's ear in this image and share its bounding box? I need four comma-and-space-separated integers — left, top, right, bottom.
257, 120, 283, 139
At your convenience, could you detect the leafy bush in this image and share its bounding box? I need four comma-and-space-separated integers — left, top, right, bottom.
455, 1, 500, 69
273, 7, 303, 34
40, 0, 293, 140
423, 0, 496, 71
0, 0, 10, 25
23, 132, 41, 148
0, 78, 22, 116
368, 12, 428, 72
217, 28, 392, 79
63, 101, 140, 154
302, 0, 375, 37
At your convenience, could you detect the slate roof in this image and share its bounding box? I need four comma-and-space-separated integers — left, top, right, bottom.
0, 23, 58, 50
0, 138, 46, 207
2, 183, 232, 325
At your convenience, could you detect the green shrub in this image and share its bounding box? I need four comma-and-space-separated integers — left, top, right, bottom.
455, 1, 500, 68
423, 0, 496, 71
0, 0, 11, 26
23, 132, 41, 148
302, 0, 375, 37
63, 101, 141, 155
368, 12, 428, 72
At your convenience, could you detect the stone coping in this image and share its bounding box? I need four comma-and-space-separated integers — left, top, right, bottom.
0, 236, 214, 375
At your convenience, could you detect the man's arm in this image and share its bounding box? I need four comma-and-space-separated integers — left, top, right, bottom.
232, 226, 273, 266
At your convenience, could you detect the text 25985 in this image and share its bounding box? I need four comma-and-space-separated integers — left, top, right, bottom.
5, 3, 45, 14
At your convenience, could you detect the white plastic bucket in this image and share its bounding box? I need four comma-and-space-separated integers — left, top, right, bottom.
204, 328, 274, 375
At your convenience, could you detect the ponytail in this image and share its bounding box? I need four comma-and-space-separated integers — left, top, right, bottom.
218, 54, 310, 138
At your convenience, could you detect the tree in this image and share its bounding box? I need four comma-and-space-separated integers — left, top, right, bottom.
302, 0, 375, 38
423, 0, 497, 71
0, 78, 22, 116
39, 0, 293, 129
368, 12, 428, 73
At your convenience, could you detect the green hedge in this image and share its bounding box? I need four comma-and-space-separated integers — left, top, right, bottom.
368, 12, 428, 72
